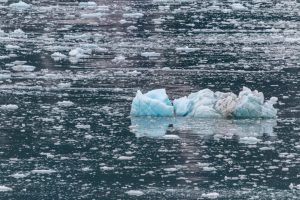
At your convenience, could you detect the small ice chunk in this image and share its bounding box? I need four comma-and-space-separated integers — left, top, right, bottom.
118, 156, 135, 160
51, 52, 67, 61
0, 186, 12, 192
75, 124, 91, 129
130, 89, 173, 117
231, 3, 247, 10
57, 101, 74, 107
141, 52, 161, 57
201, 192, 219, 199
12, 65, 35, 72
125, 190, 144, 196
0, 104, 18, 111
10, 172, 29, 179
79, 1, 97, 7
9, 1, 31, 10
123, 13, 144, 19
239, 137, 261, 144
162, 134, 180, 139
11, 29, 27, 38
112, 55, 126, 63
31, 169, 56, 174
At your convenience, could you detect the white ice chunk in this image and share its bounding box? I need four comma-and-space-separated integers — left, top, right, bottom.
130, 89, 174, 117
79, 1, 97, 7
9, 1, 31, 10
51, 52, 67, 61
239, 137, 261, 144
0, 104, 18, 111
57, 101, 74, 107
125, 190, 144, 196
10, 29, 27, 38
31, 169, 56, 174
201, 192, 219, 199
12, 65, 35, 72
0, 186, 12, 192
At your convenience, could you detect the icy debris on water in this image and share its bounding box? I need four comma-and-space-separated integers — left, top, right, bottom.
125, 190, 144, 196
239, 137, 261, 144
51, 52, 67, 61
201, 192, 219, 199
79, 1, 97, 8
131, 87, 278, 119
0, 186, 12, 192
31, 169, 56, 174
9, 1, 31, 10
0, 104, 18, 111
57, 101, 74, 107
10, 29, 27, 38
12, 65, 35, 72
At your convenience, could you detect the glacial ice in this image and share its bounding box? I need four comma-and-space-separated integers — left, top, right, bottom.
130, 87, 277, 119
130, 89, 174, 117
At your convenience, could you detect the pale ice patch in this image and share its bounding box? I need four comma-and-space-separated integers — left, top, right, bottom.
201, 192, 219, 199
112, 55, 126, 63
57, 101, 74, 107
31, 169, 56, 174
141, 52, 161, 57
10, 172, 29, 179
0, 104, 18, 111
79, 1, 97, 7
68, 47, 91, 63
51, 52, 67, 61
125, 190, 144, 196
118, 156, 135, 160
239, 137, 261, 144
162, 135, 180, 140
10, 29, 27, 38
0, 186, 12, 192
9, 1, 31, 10
123, 13, 144, 19
12, 65, 35, 72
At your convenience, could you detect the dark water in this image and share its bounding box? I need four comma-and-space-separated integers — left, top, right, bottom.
0, 0, 300, 199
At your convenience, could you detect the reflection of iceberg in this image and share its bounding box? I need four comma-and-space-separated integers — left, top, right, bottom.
130, 117, 277, 139
130, 87, 278, 119
130, 117, 174, 138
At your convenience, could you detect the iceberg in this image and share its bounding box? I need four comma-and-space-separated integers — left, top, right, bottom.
130, 89, 174, 117
130, 87, 277, 119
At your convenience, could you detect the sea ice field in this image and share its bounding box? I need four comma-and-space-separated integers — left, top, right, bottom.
0, 0, 300, 199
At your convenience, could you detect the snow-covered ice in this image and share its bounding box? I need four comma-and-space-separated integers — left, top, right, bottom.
131, 87, 277, 119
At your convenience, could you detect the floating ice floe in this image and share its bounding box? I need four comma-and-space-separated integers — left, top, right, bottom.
9, 1, 31, 10
125, 190, 144, 196
131, 87, 278, 119
51, 52, 67, 61
12, 64, 35, 72
0, 186, 12, 192
0, 104, 18, 111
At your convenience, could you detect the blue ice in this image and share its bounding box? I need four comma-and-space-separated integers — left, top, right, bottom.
130, 87, 278, 119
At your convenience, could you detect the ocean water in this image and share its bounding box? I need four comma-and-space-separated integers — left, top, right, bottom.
0, 0, 299, 199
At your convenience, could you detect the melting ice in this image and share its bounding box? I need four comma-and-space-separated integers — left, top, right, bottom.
130, 87, 278, 119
